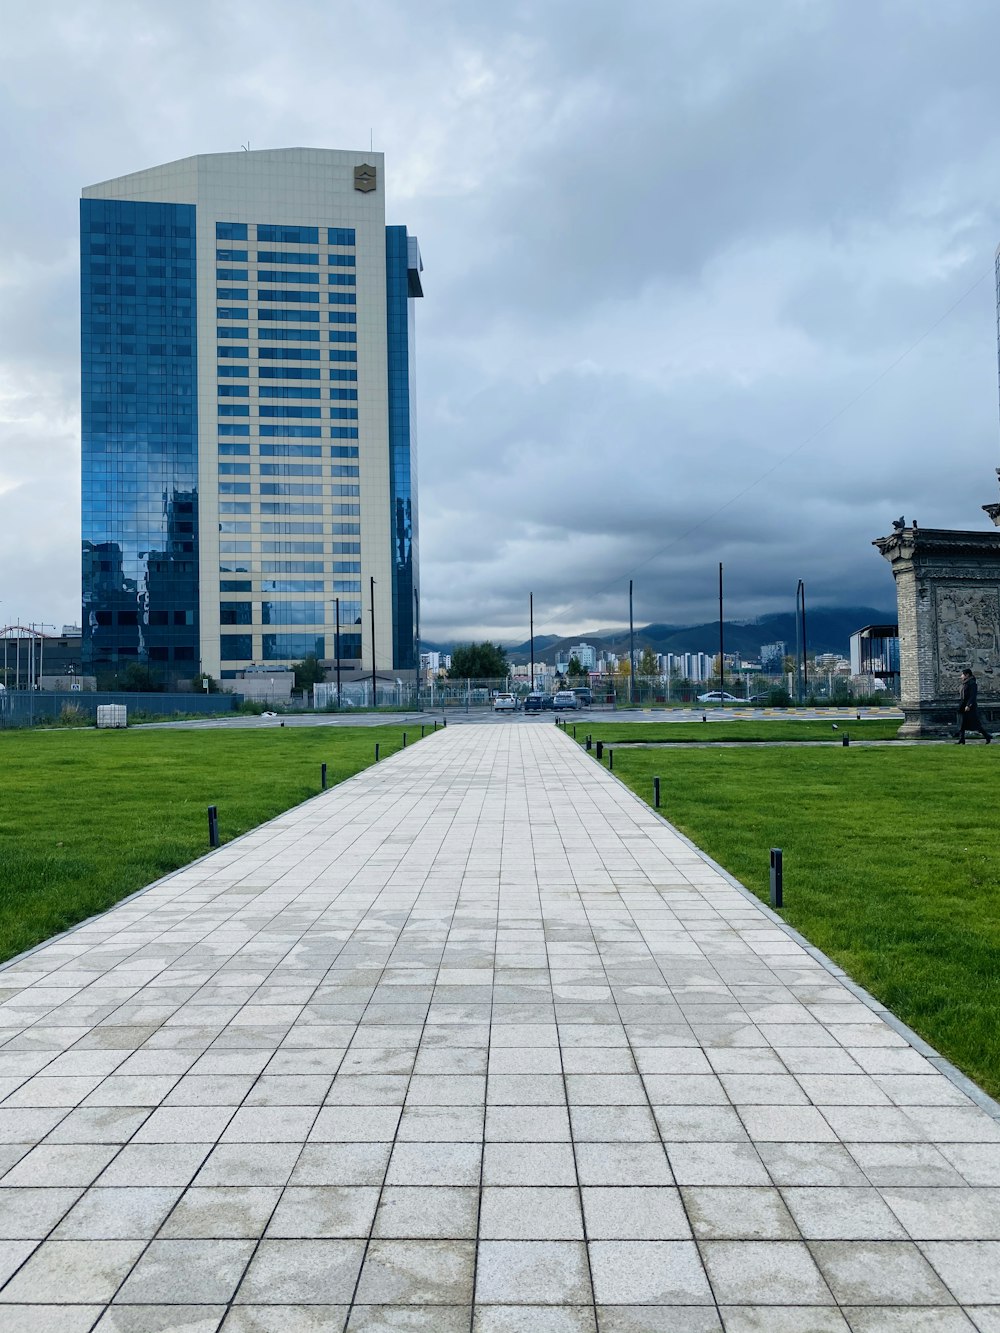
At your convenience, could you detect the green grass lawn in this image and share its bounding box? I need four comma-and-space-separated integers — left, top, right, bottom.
570, 719, 903, 744
593, 737, 1000, 1097
0, 724, 420, 966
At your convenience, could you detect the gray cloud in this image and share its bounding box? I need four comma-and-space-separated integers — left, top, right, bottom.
2, 0, 1000, 644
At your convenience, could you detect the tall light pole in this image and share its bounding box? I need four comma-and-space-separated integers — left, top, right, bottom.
529, 592, 535, 692
628, 579, 636, 705
369, 576, 377, 709
718, 563, 725, 709
796, 579, 807, 704
335, 597, 342, 708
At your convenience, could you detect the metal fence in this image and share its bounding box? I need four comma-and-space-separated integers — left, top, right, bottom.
314, 680, 421, 710
0, 691, 244, 729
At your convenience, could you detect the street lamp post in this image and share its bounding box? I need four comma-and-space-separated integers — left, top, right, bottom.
529, 592, 535, 693
335, 596, 342, 709
796, 579, 808, 704
369, 577, 377, 709
719, 562, 725, 709
628, 580, 636, 706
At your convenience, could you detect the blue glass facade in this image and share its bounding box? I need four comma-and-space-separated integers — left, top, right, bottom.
81, 199, 199, 686
385, 226, 421, 670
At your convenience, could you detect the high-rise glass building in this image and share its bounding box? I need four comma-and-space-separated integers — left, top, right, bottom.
81, 148, 422, 687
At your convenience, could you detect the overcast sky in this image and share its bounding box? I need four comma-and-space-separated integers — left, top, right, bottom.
2, 0, 1000, 644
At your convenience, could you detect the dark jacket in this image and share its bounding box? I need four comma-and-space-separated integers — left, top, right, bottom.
960, 676, 978, 711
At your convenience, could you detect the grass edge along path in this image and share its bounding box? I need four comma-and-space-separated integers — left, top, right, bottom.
0, 724, 424, 967
587, 735, 1000, 1100
569, 719, 903, 745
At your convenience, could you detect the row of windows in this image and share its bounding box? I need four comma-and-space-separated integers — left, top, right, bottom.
218, 364, 354, 381
219, 296, 361, 316
221, 634, 330, 661
219, 502, 354, 515
91, 608, 196, 627
218, 308, 359, 326
219, 445, 357, 461
217, 349, 359, 365
220, 408, 359, 420
219, 577, 359, 593
90, 241, 191, 258
216, 222, 356, 245
218, 385, 359, 400
221, 601, 328, 624
219, 485, 360, 504
87, 210, 192, 237
256, 270, 319, 285
217, 426, 359, 439
218, 358, 358, 377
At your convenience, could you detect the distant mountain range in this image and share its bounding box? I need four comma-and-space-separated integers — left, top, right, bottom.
423, 606, 895, 663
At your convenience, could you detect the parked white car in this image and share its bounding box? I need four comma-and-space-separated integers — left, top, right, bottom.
696, 691, 743, 703
553, 690, 579, 710
492, 693, 516, 712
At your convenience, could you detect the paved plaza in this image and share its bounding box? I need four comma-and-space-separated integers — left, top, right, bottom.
1, 723, 1000, 1331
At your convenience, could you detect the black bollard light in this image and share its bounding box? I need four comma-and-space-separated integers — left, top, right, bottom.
842, 734, 850, 747
702, 713, 707, 723
654, 777, 661, 808
770, 847, 783, 908
321, 763, 327, 790
403, 732, 407, 748
421, 725, 425, 738
586, 736, 592, 752
208, 805, 219, 848
596, 741, 604, 760
573, 725, 577, 738
375, 742, 380, 762
608, 749, 614, 771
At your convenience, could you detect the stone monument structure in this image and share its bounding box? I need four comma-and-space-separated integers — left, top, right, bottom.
874, 477, 1000, 736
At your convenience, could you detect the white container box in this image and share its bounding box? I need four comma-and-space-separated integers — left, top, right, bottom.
96, 704, 127, 729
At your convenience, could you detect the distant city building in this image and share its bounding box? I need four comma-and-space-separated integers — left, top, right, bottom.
760, 640, 786, 671
566, 642, 597, 670
659, 651, 710, 682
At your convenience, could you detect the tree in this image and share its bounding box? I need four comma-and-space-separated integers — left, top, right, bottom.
566, 655, 585, 679
293, 655, 327, 691
447, 642, 509, 679
638, 647, 658, 677
118, 663, 161, 693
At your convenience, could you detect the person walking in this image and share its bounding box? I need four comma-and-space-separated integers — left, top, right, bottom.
957, 668, 992, 744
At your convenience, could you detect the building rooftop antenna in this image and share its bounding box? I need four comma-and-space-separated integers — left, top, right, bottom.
241, 141, 250, 152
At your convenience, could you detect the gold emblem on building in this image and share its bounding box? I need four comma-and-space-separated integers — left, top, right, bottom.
354, 163, 377, 193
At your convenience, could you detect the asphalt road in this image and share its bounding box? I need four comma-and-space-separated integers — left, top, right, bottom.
135, 705, 903, 731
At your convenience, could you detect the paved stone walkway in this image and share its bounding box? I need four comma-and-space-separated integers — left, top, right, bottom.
1, 724, 999, 1332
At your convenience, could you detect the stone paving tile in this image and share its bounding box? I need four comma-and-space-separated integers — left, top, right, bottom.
3, 722, 1000, 1323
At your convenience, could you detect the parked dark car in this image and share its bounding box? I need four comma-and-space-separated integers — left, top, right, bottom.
572, 687, 593, 707
523, 693, 546, 712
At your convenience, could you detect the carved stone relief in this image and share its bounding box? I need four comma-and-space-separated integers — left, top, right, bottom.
934, 584, 1000, 695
